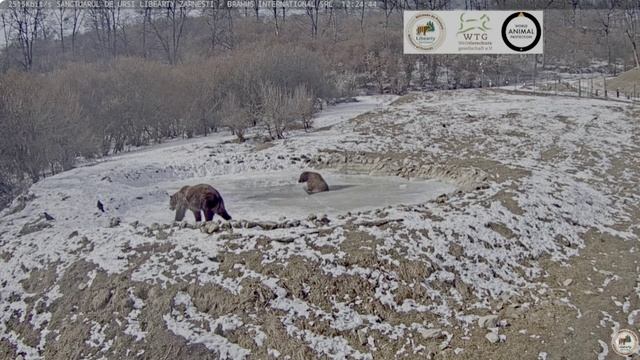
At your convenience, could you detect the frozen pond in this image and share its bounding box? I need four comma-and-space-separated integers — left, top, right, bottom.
184, 171, 454, 221
127, 171, 455, 223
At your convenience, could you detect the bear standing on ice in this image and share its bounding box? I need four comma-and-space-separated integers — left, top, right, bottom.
170, 184, 231, 223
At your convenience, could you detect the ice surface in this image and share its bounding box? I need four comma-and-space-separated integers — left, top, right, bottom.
130, 170, 454, 223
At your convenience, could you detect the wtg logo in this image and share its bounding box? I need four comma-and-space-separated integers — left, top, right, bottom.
458, 13, 491, 41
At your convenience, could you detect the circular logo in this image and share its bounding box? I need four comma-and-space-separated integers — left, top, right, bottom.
612, 329, 639, 356
501, 12, 541, 52
406, 13, 446, 51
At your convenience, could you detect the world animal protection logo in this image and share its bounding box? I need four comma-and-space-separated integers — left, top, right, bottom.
404, 10, 543, 54
501, 11, 542, 52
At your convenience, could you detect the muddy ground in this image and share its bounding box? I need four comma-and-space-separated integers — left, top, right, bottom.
0, 90, 638, 359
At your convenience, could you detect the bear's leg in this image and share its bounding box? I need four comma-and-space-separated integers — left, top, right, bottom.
205, 209, 214, 221
192, 210, 202, 223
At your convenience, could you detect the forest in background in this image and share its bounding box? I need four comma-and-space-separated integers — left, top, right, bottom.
0, 0, 639, 208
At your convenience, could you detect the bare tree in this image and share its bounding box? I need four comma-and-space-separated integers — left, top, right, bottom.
306, 0, 321, 37
220, 93, 252, 142
149, 1, 190, 65
54, 4, 66, 55
260, 82, 292, 139
1, 12, 12, 68
203, 1, 234, 52
87, 2, 124, 59
624, 7, 640, 68
291, 84, 315, 131
69, 4, 84, 55
598, 0, 619, 70
9, 0, 46, 70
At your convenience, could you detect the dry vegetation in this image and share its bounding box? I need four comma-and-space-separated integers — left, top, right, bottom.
1, 1, 640, 207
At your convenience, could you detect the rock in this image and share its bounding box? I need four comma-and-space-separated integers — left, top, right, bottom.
562, 278, 573, 286
77, 283, 87, 291
274, 237, 295, 244
307, 214, 317, 221
485, 332, 500, 344
258, 221, 278, 230
503, 303, 528, 319
130, 221, 139, 228
436, 194, 448, 204
455, 278, 472, 299
68, 231, 79, 239
214, 323, 224, 336
201, 223, 219, 234
156, 229, 169, 240
439, 332, 452, 350
418, 328, 442, 339
478, 315, 499, 329
108, 217, 121, 227
286, 220, 301, 228
91, 289, 112, 311
149, 223, 160, 231
449, 244, 464, 258
357, 329, 368, 345
19, 220, 52, 236
245, 221, 259, 229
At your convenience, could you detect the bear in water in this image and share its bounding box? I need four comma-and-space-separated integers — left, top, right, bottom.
298, 171, 329, 194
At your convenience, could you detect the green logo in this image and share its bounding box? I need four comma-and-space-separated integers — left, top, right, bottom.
458, 13, 491, 34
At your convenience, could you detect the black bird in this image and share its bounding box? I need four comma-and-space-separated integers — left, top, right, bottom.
43, 212, 55, 221
97, 200, 105, 213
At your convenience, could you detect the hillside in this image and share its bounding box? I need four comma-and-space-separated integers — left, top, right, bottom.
0, 90, 638, 359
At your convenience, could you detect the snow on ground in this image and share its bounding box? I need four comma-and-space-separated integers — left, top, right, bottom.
0, 90, 638, 359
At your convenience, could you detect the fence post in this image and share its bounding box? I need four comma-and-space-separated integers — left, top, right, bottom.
604, 76, 607, 98
533, 74, 536, 94
578, 79, 581, 97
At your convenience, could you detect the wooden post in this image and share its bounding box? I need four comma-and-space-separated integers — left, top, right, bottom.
533, 74, 536, 94
578, 79, 581, 97
604, 76, 607, 98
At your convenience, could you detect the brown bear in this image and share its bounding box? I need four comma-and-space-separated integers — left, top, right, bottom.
298, 171, 329, 194
170, 184, 231, 222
